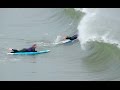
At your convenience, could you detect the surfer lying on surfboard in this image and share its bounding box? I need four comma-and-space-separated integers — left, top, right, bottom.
9, 44, 37, 53
54, 34, 79, 45
63, 34, 78, 41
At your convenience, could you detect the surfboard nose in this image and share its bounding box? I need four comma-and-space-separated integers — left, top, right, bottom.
47, 50, 50, 52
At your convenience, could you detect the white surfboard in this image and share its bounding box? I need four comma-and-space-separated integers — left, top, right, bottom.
54, 39, 71, 45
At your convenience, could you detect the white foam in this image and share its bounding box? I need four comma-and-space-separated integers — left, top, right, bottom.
77, 8, 120, 49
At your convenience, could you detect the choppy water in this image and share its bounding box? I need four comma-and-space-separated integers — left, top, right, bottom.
0, 8, 120, 81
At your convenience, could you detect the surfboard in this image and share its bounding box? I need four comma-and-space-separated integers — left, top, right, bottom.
7, 50, 50, 55
54, 39, 72, 45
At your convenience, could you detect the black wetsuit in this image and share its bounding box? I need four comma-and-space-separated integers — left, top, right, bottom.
11, 47, 37, 53
66, 34, 78, 40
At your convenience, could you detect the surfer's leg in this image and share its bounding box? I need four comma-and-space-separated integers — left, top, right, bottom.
19, 48, 27, 52
11, 49, 19, 53
66, 36, 72, 40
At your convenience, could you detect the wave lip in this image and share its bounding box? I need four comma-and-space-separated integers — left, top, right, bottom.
76, 8, 120, 49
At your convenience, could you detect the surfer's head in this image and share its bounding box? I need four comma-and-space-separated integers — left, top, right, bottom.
32, 44, 37, 48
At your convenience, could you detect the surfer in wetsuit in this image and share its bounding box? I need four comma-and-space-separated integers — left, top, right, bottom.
9, 44, 37, 53
63, 34, 78, 41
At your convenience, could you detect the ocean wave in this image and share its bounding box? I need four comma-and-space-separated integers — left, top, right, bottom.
76, 8, 120, 49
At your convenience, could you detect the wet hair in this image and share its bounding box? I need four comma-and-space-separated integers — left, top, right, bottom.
32, 44, 37, 47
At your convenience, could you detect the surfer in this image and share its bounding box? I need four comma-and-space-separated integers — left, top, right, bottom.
9, 44, 37, 53
63, 34, 78, 41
